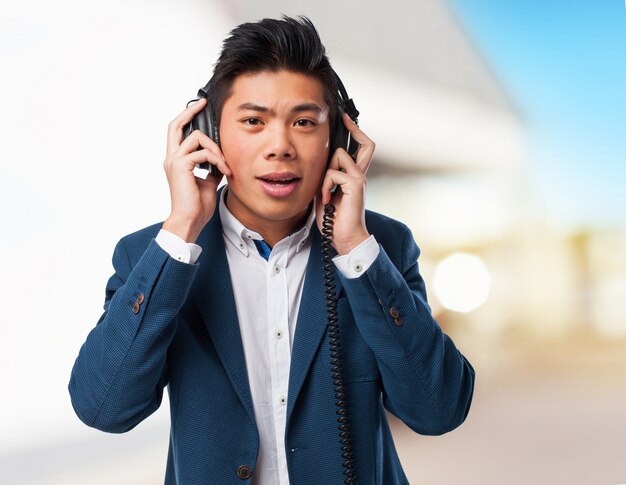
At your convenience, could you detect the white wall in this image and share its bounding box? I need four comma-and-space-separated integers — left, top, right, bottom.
0, 0, 231, 475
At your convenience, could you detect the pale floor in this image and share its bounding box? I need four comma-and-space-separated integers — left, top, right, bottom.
393, 332, 626, 484
4, 333, 626, 484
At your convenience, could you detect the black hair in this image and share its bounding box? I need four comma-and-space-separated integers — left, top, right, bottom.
208, 15, 338, 130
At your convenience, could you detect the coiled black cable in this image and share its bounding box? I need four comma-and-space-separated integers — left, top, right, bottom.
321, 203, 357, 485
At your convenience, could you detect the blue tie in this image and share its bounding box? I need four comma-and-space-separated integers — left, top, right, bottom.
253, 239, 272, 261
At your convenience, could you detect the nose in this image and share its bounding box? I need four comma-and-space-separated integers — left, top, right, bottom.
263, 125, 295, 160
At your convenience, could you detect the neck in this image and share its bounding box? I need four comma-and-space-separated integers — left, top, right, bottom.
256, 213, 309, 247
225, 189, 311, 247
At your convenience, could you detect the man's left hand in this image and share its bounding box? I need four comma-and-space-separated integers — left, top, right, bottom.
316, 112, 375, 255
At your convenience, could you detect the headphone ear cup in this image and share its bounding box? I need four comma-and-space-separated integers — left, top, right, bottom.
194, 105, 210, 137
183, 98, 219, 148
183, 98, 221, 177
205, 103, 220, 148
331, 105, 349, 160
332, 104, 358, 160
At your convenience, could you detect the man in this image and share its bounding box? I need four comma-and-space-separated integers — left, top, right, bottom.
69, 15, 475, 485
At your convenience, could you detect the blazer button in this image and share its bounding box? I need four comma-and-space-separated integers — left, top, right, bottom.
237, 464, 252, 480
394, 317, 403, 327
132, 301, 140, 314
136, 293, 145, 305
389, 307, 399, 318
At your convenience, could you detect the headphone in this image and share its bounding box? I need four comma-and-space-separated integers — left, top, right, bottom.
183, 70, 360, 177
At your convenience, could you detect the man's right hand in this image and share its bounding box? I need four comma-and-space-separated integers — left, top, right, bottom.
162, 98, 231, 243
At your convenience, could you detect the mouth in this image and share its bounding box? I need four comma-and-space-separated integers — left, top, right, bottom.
257, 172, 301, 197
259, 177, 299, 185
258, 172, 301, 184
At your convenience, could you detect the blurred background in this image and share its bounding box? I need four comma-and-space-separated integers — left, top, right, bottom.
1, 0, 625, 483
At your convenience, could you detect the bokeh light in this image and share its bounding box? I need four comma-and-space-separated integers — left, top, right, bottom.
433, 252, 491, 313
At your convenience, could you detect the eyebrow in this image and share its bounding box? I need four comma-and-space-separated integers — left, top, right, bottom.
236, 102, 324, 115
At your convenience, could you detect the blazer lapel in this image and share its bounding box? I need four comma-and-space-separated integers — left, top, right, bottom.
190, 205, 256, 426
287, 225, 343, 426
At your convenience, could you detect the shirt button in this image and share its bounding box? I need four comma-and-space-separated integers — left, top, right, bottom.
175, 254, 184, 261
279, 395, 287, 405
275, 329, 284, 339
354, 263, 363, 273
273, 265, 281, 274
237, 464, 253, 480
238, 241, 245, 249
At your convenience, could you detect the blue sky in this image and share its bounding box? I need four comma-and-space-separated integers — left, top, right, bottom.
448, 1, 626, 231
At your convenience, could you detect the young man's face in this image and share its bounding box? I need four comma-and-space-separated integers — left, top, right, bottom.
219, 70, 330, 233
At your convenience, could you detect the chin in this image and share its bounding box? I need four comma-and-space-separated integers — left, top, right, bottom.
256, 200, 311, 221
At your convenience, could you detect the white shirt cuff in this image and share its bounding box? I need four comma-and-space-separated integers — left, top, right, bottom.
332, 235, 379, 279
156, 229, 203, 264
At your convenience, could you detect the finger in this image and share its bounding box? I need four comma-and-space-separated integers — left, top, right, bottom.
329, 147, 365, 179
166, 97, 208, 155
341, 112, 373, 146
320, 169, 353, 205
341, 113, 375, 172
167, 148, 231, 176
177, 129, 224, 161
354, 141, 374, 174
186, 149, 232, 176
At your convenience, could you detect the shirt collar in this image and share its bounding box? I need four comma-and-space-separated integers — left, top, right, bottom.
219, 186, 316, 257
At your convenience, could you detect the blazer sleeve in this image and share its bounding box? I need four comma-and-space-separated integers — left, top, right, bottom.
68, 237, 199, 433
337, 225, 475, 436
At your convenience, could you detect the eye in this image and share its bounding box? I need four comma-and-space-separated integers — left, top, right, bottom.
243, 118, 262, 126
295, 119, 316, 127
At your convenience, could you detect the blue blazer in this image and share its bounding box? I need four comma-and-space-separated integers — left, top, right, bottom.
69, 198, 475, 484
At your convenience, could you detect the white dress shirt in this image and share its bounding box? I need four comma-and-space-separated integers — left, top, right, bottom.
155, 188, 379, 484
